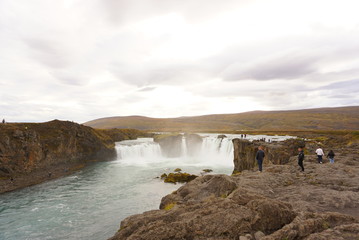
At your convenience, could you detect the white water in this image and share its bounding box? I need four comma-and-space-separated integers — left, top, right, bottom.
116, 135, 236, 167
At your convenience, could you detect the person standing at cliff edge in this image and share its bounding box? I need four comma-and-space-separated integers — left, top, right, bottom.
298, 148, 305, 172
255, 146, 265, 172
315, 146, 324, 164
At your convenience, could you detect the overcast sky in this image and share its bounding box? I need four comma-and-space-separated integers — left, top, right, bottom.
1, 0, 359, 123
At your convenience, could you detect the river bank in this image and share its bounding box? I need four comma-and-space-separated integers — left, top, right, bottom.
0, 120, 147, 193
109, 136, 359, 240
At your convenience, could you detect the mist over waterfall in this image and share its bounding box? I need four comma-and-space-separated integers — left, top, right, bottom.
116, 134, 234, 167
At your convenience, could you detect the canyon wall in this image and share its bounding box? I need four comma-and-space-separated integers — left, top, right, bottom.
232, 138, 305, 173
0, 120, 122, 193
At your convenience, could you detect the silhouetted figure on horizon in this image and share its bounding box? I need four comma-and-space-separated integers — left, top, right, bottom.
2, 119, 5, 124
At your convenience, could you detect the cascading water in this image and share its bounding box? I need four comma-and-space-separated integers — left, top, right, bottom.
116, 135, 235, 167
116, 138, 163, 165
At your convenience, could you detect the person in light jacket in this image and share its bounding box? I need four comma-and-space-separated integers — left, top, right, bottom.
315, 147, 324, 164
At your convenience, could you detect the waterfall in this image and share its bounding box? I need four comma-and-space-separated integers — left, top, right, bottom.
116, 135, 234, 167
116, 138, 163, 165
196, 136, 234, 166
181, 135, 188, 157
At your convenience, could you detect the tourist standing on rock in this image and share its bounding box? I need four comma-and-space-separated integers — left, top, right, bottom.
327, 150, 335, 164
298, 148, 305, 172
255, 146, 265, 172
315, 146, 324, 164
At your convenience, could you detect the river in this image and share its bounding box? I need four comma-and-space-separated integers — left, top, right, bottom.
0, 134, 293, 240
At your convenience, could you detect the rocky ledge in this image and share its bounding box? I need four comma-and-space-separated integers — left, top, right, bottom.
0, 120, 145, 193
109, 143, 359, 239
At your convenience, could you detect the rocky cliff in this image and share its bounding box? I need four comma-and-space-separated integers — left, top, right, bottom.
232, 138, 305, 173
109, 138, 359, 240
0, 120, 124, 193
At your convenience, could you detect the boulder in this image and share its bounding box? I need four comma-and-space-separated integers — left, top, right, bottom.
163, 172, 198, 184
160, 174, 238, 209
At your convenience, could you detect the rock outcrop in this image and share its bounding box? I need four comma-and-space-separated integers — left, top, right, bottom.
109, 148, 359, 240
161, 172, 198, 184
154, 134, 183, 158
232, 138, 305, 173
185, 133, 203, 156
0, 120, 143, 193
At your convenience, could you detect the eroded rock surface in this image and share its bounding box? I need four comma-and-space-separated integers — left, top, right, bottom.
110, 150, 359, 240
232, 138, 305, 173
0, 120, 117, 193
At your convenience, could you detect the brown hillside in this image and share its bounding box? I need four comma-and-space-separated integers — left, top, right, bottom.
84, 106, 359, 131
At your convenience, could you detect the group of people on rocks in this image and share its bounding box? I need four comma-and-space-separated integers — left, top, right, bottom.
255, 145, 336, 173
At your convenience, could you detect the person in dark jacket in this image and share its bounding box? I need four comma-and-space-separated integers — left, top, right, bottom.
327, 150, 335, 164
255, 146, 265, 172
298, 148, 305, 172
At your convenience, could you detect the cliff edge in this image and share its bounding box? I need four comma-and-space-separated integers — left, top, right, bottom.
0, 120, 117, 193
109, 137, 359, 240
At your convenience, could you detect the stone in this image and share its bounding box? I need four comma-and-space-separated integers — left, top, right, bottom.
254, 231, 265, 240
162, 172, 198, 184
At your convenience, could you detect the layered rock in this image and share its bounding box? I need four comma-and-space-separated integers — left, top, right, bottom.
0, 120, 117, 193
232, 138, 305, 173
109, 151, 359, 240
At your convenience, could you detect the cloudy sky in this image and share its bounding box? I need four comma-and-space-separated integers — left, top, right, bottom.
1, 0, 359, 123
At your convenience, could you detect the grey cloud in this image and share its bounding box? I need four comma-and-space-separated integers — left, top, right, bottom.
318, 79, 359, 93
138, 86, 156, 92
220, 54, 318, 81
110, 62, 212, 86
24, 38, 71, 69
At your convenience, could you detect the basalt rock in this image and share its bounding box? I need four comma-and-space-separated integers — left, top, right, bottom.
109, 149, 359, 240
160, 174, 238, 209
0, 120, 117, 193
232, 138, 305, 173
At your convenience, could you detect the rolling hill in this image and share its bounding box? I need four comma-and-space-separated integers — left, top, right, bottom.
83, 106, 359, 131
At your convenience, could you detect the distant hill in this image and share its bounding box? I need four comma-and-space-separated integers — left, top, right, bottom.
83, 106, 359, 131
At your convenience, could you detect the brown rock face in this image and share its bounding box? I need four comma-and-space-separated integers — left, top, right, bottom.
109, 147, 359, 240
0, 120, 116, 193
110, 177, 297, 240
232, 138, 305, 173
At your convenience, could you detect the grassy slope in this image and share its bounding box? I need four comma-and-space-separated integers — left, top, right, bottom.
84, 106, 359, 131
